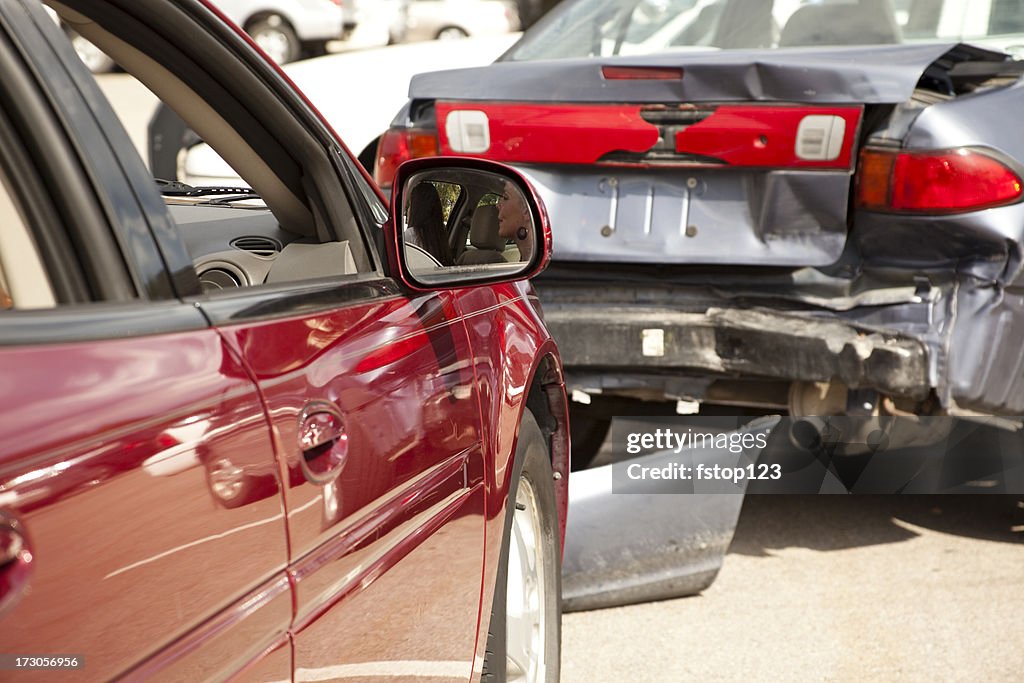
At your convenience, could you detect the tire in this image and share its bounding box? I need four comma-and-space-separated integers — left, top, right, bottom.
203, 456, 273, 509
246, 15, 301, 64
436, 26, 469, 40
568, 409, 610, 471
482, 410, 561, 683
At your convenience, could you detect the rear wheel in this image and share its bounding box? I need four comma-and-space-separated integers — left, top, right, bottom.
436, 26, 469, 40
482, 410, 561, 682
203, 456, 274, 509
247, 15, 301, 64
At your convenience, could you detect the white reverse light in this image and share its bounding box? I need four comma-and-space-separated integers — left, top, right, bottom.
445, 110, 491, 153
795, 115, 846, 161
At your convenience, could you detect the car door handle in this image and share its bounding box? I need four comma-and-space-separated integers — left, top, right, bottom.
0, 512, 33, 616
298, 402, 349, 484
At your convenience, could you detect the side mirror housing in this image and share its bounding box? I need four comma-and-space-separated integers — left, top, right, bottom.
385, 157, 552, 290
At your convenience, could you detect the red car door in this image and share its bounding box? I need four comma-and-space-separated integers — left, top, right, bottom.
0, 328, 293, 681
0, 6, 292, 679
212, 281, 487, 680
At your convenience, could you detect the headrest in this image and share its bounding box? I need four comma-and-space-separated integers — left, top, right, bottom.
469, 204, 505, 251
780, 3, 900, 47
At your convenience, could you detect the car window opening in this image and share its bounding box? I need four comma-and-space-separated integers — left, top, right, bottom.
46, 0, 374, 293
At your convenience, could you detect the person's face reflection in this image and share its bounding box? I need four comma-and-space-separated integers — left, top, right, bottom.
497, 182, 529, 239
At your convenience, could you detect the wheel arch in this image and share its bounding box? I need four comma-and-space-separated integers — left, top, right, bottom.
357, 136, 380, 173
491, 339, 568, 548
523, 350, 570, 548
242, 11, 296, 34
435, 25, 470, 38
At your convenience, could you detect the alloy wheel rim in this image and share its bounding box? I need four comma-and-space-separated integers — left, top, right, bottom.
506, 477, 546, 683
252, 30, 291, 64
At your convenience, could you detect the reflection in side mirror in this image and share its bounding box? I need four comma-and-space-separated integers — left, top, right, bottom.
397, 165, 543, 287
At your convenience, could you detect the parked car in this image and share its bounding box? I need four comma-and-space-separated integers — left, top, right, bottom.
0, 1, 567, 681
212, 0, 356, 63
376, 0, 1024, 468
50, 0, 354, 72
148, 32, 521, 183
404, 0, 519, 41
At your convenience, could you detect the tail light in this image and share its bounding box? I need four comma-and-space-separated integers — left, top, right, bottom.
601, 66, 684, 80
373, 127, 439, 191
857, 147, 1023, 213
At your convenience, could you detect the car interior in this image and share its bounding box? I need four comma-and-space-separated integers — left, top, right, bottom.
398, 170, 534, 284
45, 0, 377, 295
777, 1, 901, 47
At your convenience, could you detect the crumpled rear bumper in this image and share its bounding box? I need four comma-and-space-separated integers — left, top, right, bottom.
544, 303, 931, 400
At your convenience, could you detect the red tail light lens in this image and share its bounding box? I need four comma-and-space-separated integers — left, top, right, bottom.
857, 147, 1023, 213
373, 128, 439, 191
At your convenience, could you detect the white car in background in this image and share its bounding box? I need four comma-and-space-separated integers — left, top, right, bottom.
53, 0, 354, 71
345, 0, 409, 47
194, 0, 355, 63
404, 0, 519, 41
158, 33, 521, 187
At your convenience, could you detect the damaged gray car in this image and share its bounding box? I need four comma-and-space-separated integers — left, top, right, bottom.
375, 0, 1024, 468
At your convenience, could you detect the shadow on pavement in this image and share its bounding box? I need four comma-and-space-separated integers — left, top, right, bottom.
728, 495, 1023, 558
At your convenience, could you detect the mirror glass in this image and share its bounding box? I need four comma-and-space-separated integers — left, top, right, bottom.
401, 169, 538, 284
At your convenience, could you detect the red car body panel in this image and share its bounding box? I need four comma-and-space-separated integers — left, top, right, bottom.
455, 281, 568, 673
674, 104, 863, 169
436, 101, 661, 164
382, 155, 567, 677
435, 100, 863, 169
0, 331, 291, 681
216, 290, 487, 674
0, 2, 568, 679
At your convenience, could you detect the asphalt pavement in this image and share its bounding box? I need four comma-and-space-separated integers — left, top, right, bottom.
563, 494, 1023, 682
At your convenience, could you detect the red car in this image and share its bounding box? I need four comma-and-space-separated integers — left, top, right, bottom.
0, 1, 567, 681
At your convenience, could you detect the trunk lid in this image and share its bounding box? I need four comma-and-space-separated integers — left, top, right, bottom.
411, 44, 1014, 265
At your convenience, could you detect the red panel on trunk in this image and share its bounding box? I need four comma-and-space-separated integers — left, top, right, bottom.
674, 105, 863, 169
435, 101, 863, 169
436, 101, 659, 164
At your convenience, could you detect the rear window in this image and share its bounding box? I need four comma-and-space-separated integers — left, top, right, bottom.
505, 0, 1024, 60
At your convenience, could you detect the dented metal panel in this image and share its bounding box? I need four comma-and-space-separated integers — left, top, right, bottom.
540, 301, 931, 398
411, 44, 974, 104
562, 434, 756, 611
947, 284, 1024, 414
518, 166, 852, 265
